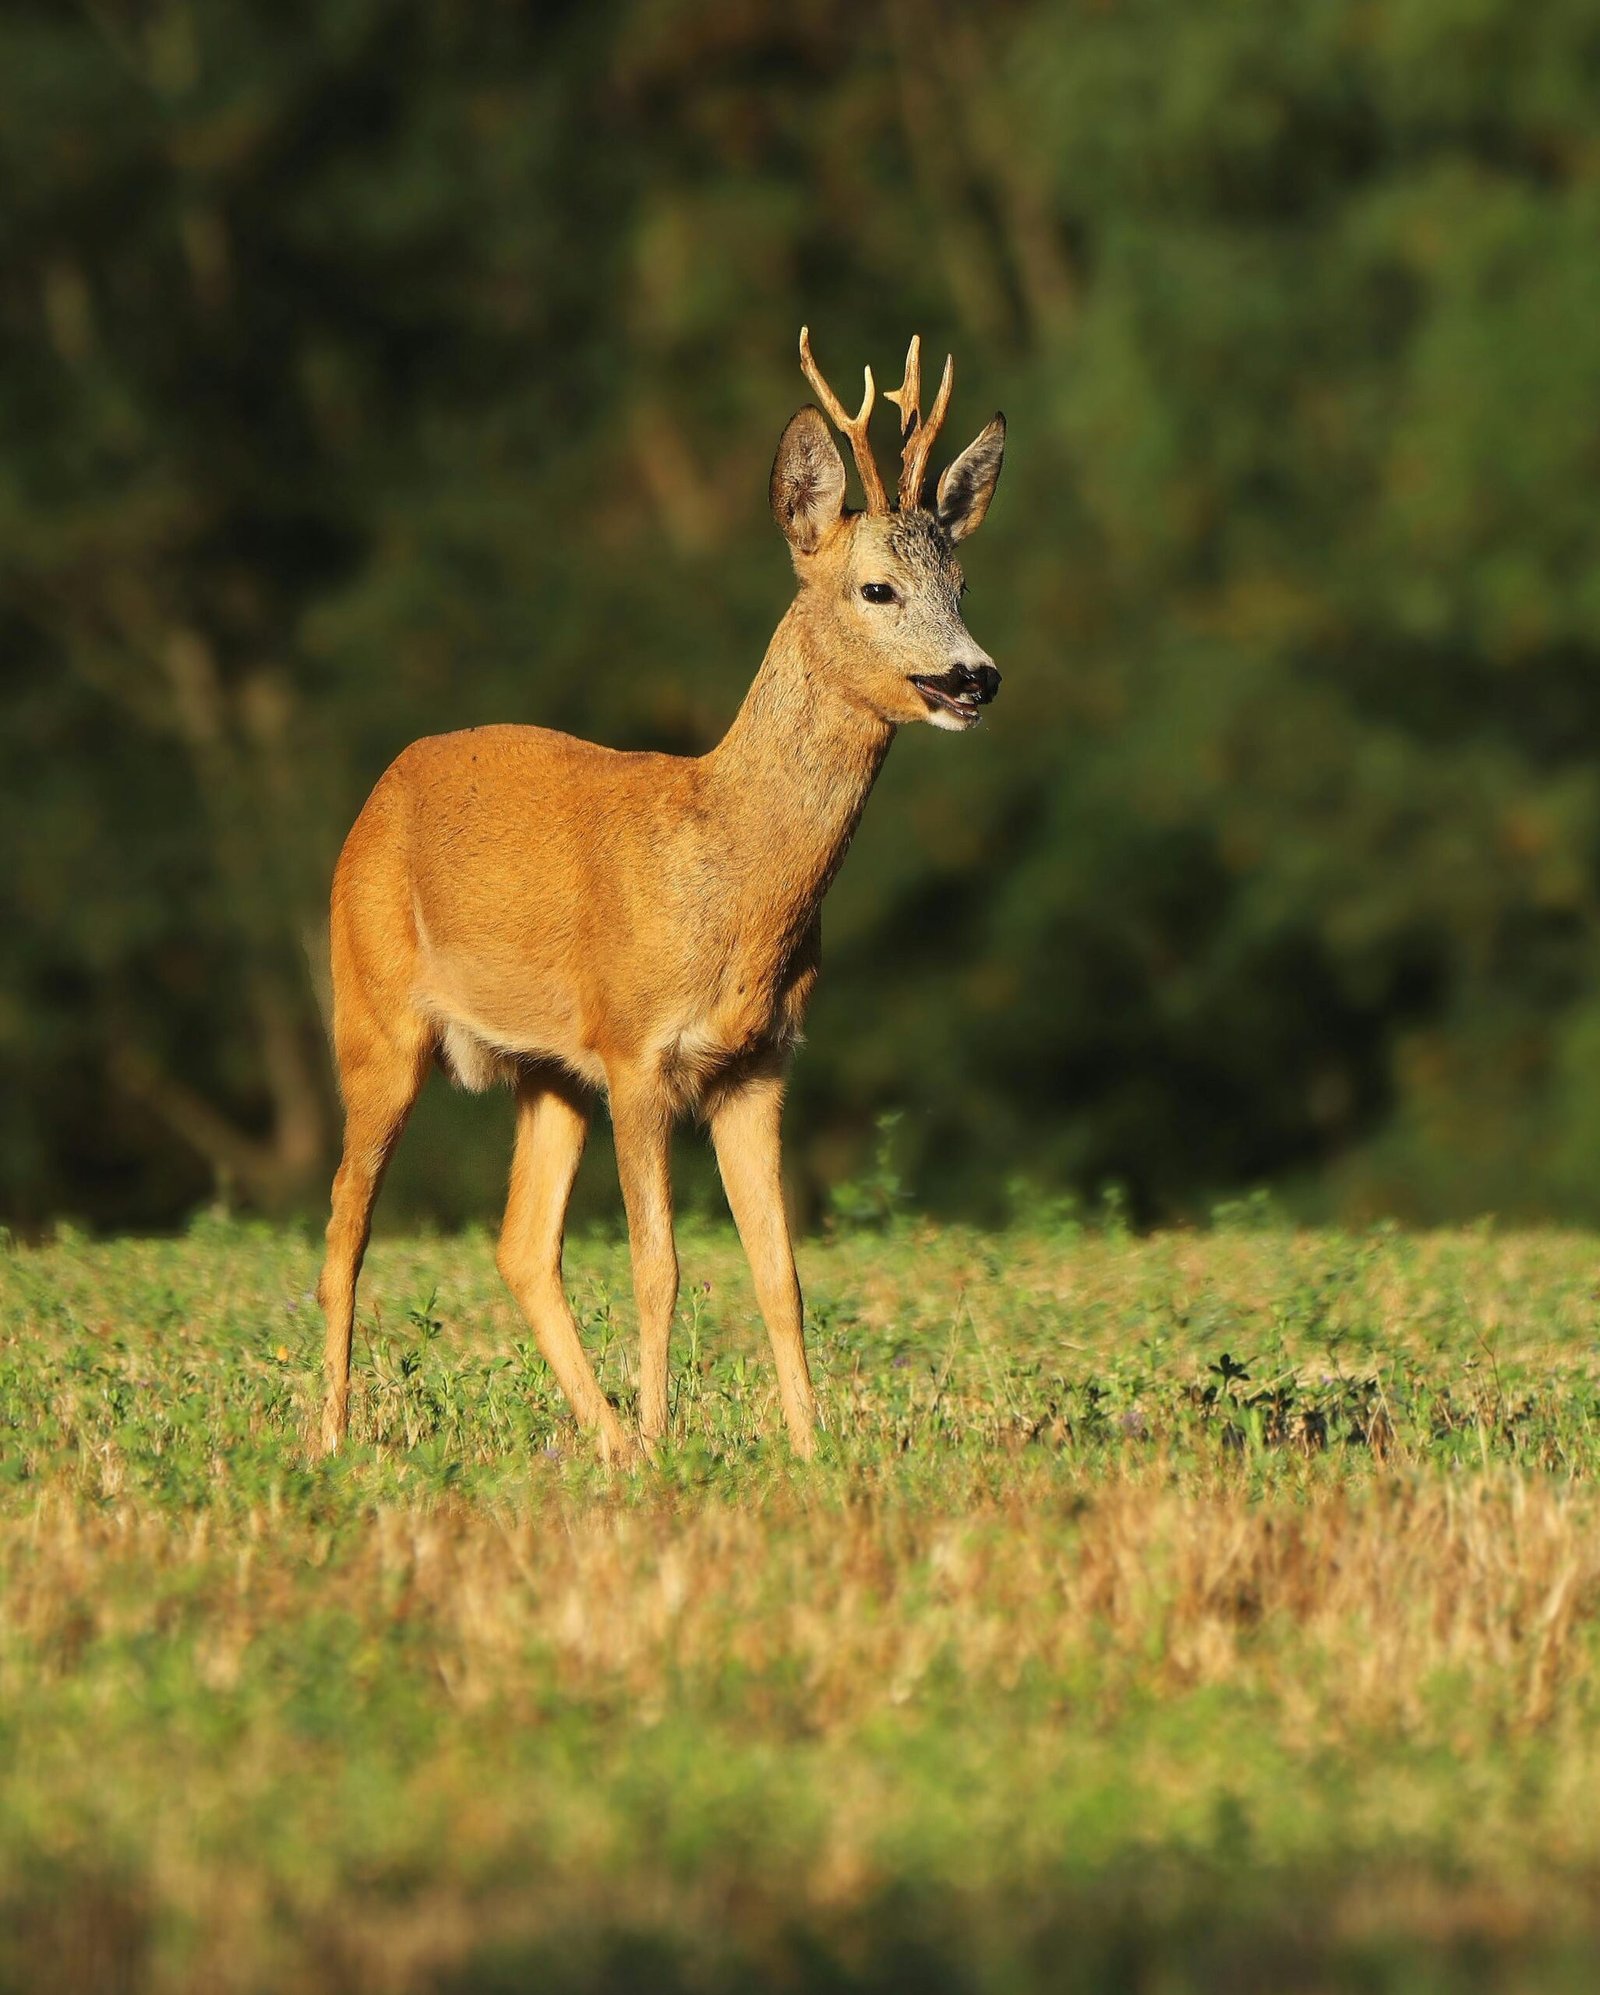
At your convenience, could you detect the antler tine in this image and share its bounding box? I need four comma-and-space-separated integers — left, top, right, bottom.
897, 346, 954, 512
886, 333, 931, 509
798, 325, 889, 514
885, 334, 921, 438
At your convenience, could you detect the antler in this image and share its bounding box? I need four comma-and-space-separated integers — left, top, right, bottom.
885, 333, 955, 512
798, 326, 889, 514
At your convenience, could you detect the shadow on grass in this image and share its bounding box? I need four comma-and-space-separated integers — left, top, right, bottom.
0, 1874, 149, 1995
7, 1870, 1597, 1995
443, 1900, 1596, 1995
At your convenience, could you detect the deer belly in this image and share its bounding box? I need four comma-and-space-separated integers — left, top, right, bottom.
411, 933, 603, 1091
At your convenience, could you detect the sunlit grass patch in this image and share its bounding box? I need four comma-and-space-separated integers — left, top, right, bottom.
3, 1218, 1600, 1990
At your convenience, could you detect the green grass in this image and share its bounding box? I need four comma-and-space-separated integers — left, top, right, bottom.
3, 1214, 1600, 1991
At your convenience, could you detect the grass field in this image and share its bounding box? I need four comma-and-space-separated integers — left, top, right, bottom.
4, 1211, 1600, 1992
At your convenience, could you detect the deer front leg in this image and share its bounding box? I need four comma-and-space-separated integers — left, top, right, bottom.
709, 1070, 818, 1458
610, 1074, 679, 1446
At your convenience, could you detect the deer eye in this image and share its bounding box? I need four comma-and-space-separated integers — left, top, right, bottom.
860, 583, 898, 605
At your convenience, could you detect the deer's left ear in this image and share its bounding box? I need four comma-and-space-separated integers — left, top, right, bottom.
771, 406, 848, 554
936, 414, 1005, 544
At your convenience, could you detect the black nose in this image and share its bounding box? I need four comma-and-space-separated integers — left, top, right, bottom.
958, 662, 1001, 704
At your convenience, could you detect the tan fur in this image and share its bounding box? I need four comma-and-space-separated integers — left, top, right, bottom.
317, 332, 1006, 1464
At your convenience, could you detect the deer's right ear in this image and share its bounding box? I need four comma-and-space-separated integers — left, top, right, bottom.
770, 407, 847, 554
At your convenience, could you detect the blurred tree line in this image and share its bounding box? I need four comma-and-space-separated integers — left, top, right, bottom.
6, 0, 1600, 1234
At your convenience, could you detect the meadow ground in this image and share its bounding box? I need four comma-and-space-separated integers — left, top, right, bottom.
4, 1211, 1600, 1993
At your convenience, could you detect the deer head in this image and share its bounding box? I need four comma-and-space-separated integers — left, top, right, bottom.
769, 328, 1006, 732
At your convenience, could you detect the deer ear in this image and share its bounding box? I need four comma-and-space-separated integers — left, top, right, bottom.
936, 414, 1005, 543
771, 406, 847, 554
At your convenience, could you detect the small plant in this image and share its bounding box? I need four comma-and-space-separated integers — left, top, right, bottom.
1004, 1175, 1083, 1237
1209, 1188, 1281, 1233
827, 1110, 911, 1231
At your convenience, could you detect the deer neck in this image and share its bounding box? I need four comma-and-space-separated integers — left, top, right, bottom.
705, 601, 895, 931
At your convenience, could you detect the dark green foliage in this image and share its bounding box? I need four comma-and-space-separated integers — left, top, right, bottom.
7, 1, 1600, 1230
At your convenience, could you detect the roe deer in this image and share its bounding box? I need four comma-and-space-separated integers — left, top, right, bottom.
318, 327, 1006, 1462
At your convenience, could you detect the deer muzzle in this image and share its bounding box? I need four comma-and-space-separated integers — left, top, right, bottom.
910, 660, 1001, 727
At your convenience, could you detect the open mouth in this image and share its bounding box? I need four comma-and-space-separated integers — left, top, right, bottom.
911, 674, 989, 727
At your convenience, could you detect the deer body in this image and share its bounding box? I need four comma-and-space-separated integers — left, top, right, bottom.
318, 330, 1005, 1462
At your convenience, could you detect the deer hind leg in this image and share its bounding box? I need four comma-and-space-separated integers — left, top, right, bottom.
710, 1070, 818, 1458
318, 1009, 432, 1456
498, 1072, 634, 1465
610, 1072, 678, 1447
